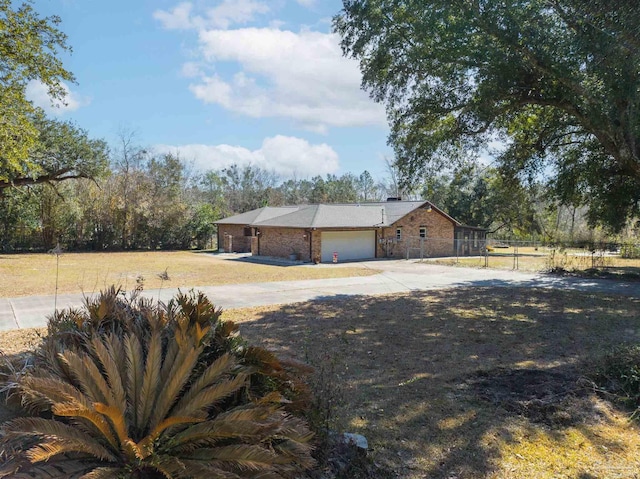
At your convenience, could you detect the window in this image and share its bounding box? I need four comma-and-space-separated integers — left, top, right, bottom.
396, 228, 402, 240
473, 232, 478, 248
419, 227, 427, 238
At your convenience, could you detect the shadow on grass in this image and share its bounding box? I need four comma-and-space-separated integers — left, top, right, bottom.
231, 287, 640, 478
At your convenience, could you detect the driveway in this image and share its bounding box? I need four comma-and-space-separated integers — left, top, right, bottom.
1, 259, 639, 331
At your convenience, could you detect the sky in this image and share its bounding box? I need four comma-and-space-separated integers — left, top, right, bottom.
29, 0, 394, 180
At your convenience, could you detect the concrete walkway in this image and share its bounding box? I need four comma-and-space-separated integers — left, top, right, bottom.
2, 261, 640, 331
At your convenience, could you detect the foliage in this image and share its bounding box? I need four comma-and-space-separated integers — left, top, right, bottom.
335, 0, 640, 231
0, 159, 400, 251
591, 345, 640, 417
0, 289, 314, 478
421, 165, 542, 236
620, 243, 640, 259
0, 0, 75, 182
0, 111, 109, 191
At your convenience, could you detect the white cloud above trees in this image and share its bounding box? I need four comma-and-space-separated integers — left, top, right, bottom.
154, 2, 387, 133
154, 135, 340, 177
25, 80, 88, 115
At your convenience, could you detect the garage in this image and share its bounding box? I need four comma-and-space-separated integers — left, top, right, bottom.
321, 230, 376, 262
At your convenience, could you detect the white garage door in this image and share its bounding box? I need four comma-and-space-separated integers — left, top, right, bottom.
321, 230, 376, 262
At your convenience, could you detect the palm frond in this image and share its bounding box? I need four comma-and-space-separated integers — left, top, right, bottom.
19, 375, 93, 413
273, 414, 315, 443
90, 337, 126, 413
274, 440, 315, 469
124, 332, 144, 431
170, 373, 249, 419
187, 444, 285, 469
79, 467, 123, 479
149, 346, 201, 430
5, 458, 99, 479
169, 408, 274, 450
51, 403, 119, 449
170, 353, 237, 415
59, 350, 113, 406
137, 416, 204, 458
93, 403, 129, 447
137, 328, 162, 431
4, 417, 118, 462
153, 457, 241, 479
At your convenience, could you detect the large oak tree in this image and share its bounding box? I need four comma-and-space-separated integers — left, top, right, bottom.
1, 1, 106, 189
335, 0, 640, 231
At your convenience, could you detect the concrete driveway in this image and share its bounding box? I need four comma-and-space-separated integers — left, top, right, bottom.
1, 259, 639, 331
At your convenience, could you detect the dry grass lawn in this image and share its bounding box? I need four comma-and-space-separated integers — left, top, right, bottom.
223, 288, 640, 479
2, 287, 640, 478
0, 251, 378, 297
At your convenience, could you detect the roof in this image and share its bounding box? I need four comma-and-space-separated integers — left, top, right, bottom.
215, 200, 464, 229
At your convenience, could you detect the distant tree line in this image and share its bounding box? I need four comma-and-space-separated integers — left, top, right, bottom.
0, 131, 413, 252
2, 132, 621, 252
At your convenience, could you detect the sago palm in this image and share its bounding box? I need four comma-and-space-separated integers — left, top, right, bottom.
0, 290, 314, 478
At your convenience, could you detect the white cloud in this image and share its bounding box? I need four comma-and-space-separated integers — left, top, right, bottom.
189, 27, 387, 132
154, 135, 339, 177
180, 61, 203, 78
153, 2, 195, 30
154, 0, 269, 31
25, 80, 88, 115
205, 0, 269, 29
153, 2, 386, 132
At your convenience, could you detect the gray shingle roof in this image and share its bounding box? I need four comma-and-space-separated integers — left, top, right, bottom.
215, 206, 301, 225
215, 201, 462, 228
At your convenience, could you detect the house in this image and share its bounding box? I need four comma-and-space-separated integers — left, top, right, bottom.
215, 200, 486, 262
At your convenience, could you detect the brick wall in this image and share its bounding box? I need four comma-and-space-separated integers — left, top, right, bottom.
218, 224, 252, 253
257, 227, 311, 261
377, 206, 455, 258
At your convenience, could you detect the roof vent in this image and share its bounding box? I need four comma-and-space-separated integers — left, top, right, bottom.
386, 197, 402, 202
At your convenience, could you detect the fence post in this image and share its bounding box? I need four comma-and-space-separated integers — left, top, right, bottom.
484, 240, 488, 267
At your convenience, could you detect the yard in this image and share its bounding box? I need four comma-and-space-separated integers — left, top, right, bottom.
0, 251, 378, 297
225, 287, 640, 479
436, 246, 640, 275
2, 286, 639, 478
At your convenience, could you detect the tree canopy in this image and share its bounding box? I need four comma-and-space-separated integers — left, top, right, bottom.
0, 113, 109, 190
1, 0, 76, 182
334, 0, 640, 231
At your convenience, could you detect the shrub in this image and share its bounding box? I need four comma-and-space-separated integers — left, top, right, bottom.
621, 243, 640, 259
0, 288, 314, 478
590, 344, 640, 415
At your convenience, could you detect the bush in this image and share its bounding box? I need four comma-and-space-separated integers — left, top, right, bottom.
0, 288, 315, 478
621, 243, 640, 259
591, 344, 640, 415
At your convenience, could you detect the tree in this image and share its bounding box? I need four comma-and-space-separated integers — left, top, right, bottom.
0, 0, 75, 182
335, 0, 640, 231
0, 114, 109, 190
357, 170, 377, 201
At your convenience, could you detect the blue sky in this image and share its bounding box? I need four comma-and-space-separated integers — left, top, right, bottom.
29, 0, 394, 180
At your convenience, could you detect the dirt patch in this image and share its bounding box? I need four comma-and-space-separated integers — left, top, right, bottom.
464, 367, 601, 426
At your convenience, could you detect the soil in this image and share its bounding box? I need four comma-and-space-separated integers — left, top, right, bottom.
463, 367, 601, 426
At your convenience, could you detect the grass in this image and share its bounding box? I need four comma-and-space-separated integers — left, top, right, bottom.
222, 287, 640, 479
2, 287, 640, 477
0, 251, 378, 297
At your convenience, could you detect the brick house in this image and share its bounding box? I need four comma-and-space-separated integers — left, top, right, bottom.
215, 200, 486, 262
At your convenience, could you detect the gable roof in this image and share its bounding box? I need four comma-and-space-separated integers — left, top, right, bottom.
216, 201, 462, 229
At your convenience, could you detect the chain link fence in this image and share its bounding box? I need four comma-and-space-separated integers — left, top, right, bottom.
400, 236, 640, 272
